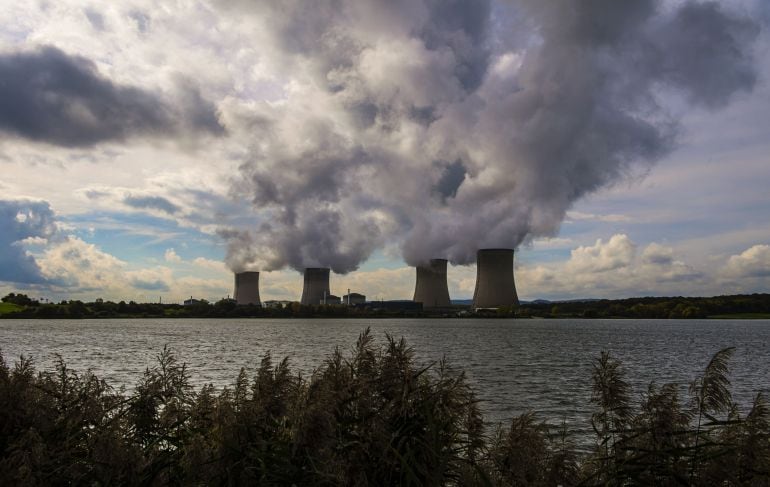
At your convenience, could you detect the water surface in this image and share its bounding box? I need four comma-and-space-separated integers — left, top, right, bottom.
2, 318, 769, 438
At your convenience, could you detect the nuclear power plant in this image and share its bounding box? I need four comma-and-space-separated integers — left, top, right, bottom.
234, 271, 261, 306
413, 258, 451, 308
472, 249, 519, 309
231, 248, 520, 311
300, 267, 331, 305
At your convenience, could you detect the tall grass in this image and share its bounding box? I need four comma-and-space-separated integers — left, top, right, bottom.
1, 330, 768, 485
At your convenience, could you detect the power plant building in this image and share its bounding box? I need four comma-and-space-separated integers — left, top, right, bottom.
472, 249, 519, 309
234, 271, 261, 306
413, 258, 451, 308
300, 267, 331, 305
343, 292, 366, 305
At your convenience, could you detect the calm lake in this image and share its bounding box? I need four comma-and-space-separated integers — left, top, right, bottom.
2, 318, 769, 438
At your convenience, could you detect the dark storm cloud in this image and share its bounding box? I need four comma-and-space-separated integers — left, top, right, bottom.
123, 195, 181, 215
222, 0, 760, 273
0, 46, 224, 147
0, 199, 58, 284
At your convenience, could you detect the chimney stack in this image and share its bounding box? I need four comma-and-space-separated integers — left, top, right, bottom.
300, 268, 331, 305
472, 249, 519, 309
413, 258, 451, 308
234, 271, 261, 306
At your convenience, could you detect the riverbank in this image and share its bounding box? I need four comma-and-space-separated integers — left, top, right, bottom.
2, 292, 769, 319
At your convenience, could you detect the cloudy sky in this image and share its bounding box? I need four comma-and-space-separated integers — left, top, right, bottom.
1, 0, 769, 303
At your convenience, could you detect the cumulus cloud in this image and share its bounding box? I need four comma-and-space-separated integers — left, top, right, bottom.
0, 198, 229, 301
567, 235, 637, 273
723, 245, 770, 278
126, 267, 173, 292
0, 199, 59, 284
35, 236, 230, 301
164, 248, 182, 263
0, 46, 224, 147
192, 257, 227, 272
516, 234, 703, 298
220, 0, 760, 274
37, 236, 126, 291
641, 242, 674, 266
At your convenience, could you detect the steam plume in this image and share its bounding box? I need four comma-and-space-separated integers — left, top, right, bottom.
222, 0, 759, 272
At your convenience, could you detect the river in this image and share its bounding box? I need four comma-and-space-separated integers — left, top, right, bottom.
2, 318, 769, 439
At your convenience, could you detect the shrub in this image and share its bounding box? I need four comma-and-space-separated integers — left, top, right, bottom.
0, 336, 768, 485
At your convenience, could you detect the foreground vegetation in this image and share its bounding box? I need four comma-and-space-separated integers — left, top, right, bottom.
3, 292, 770, 319
1, 330, 768, 485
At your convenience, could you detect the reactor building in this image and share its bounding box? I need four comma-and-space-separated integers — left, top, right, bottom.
472, 249, 519, 309
300, 267, 331, 305
234, 271, 261, 306
413, 258, 451, 308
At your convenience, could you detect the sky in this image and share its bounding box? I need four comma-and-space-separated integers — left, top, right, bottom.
1, 0, 769, 303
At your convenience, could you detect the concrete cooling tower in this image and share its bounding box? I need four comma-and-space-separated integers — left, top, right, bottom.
413, 258, 451, 308
300, 267, 331, 305
234, 271, 261, 306
472, 249, 519, 309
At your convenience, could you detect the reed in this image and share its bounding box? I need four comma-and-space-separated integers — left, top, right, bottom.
1, 333, 768, 485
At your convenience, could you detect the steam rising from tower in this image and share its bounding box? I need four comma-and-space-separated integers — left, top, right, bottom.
234, 271, 261, 306
472, 249, 518, 309
300, 268, 331, 305
220, 0, 759, 276
413, 259, 451, 308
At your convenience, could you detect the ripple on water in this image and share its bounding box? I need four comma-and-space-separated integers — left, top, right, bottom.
2, 318, 770, 432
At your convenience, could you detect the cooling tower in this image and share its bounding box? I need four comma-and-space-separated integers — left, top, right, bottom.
413, 258, 451, 308
472, 249, 519, 309
234, 271, 261, 306
300, 267, 331, 305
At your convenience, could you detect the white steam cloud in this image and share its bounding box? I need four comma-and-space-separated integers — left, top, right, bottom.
221, 0, 759, 273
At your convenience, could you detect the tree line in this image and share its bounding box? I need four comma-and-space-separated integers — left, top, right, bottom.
521, 294, 770, 319
3, 292, 770, 319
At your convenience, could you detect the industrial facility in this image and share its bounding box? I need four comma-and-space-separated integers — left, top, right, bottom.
300, 267, 331, 305
230, 247, 520, 311
472, 249, 519, 309
234, 271, 261, 306
343, 292, 366, 305
412, 258, 451, 308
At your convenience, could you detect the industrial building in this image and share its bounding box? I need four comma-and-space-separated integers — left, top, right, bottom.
472, 249, 519, 309
322, 294, 342, 305
300, 267, 331, 305
231, 246, 521, 311
412, 258, 451, 308
234, 271, 261, 306
343, 292, 366, 305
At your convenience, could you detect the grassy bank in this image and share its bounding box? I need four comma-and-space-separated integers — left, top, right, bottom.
1, 329, 769, 485
0, 302, 22, 315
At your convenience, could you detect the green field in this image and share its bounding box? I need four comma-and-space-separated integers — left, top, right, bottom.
0, 302, 23, 315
